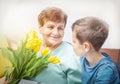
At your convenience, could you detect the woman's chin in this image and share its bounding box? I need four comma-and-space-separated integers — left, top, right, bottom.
48, 40, 61, 46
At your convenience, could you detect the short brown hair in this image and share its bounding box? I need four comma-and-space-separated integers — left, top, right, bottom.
38, 7, 67, 27
72, 17, 109, 51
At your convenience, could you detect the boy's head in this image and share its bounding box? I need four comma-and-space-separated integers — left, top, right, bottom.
72, 17, 109, 55
38, 7, 67, 27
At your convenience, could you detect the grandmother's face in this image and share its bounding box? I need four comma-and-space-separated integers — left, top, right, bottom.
40, 21, 65, 47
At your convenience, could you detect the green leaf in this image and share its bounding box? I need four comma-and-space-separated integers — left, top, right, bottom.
4, 67, 14, 80
0, 48, 15, 65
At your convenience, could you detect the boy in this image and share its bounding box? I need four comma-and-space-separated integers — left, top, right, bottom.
72, 16, 120, 84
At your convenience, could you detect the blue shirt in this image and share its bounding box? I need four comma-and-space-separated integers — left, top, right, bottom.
32, 41, 81, 84
80, 52, 120, 84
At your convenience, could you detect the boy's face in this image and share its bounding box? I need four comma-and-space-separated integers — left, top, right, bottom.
40, 21, 65, 47
72, 29, 86, 56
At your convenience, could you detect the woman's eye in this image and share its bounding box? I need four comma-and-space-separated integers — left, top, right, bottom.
48, 26, 54, 29
58, 27, 64, 30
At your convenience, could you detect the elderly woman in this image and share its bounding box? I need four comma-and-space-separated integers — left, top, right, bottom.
32, 7, 81, 84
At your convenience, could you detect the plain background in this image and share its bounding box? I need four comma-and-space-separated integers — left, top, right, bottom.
0, 0, 120, 49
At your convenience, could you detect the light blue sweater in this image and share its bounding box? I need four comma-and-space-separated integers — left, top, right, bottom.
32, 41, 81, 84
80, 52, 120, 84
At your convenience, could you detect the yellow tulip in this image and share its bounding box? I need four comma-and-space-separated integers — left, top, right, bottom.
26, 39, 42, 53
48, 56, 60, 64
48, 56, 56, 62
52, 58, 60, 64
41, 47, 50, 56
27, 30, 38, 41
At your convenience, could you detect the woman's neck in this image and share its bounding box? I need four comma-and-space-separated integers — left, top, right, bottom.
42, 42, 62, 51
85, 51, 104, 67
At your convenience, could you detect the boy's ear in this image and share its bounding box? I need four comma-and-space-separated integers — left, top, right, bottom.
83, 41, 91, 52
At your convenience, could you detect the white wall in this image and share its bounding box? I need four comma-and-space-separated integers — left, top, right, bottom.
0, 0, 120, 49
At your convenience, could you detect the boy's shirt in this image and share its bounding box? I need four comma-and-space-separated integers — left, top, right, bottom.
80, 52, 120, 84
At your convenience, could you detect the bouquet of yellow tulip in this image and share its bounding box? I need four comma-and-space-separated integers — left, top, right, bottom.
1, 30, 60, 84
